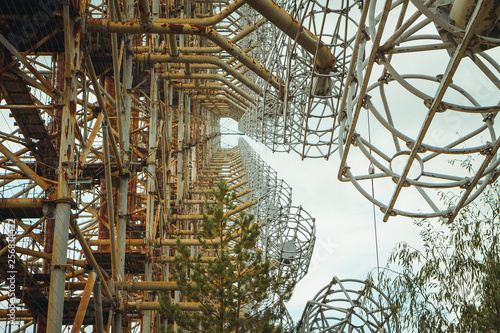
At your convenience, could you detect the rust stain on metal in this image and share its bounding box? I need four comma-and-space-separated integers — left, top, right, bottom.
65, 119, 69, 137
73, 20, 81, 36
168, 23, 185, 34
69, 101, 76, 117
190, 24, 207, 33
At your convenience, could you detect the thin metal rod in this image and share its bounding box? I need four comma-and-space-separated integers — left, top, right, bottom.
68, 217, 114, 302
70, 271, 97, 333
102, 118, 119, 279
383, 0, 490, 222
85, 55, 124, 175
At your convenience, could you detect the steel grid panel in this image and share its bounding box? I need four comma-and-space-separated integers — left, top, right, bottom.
238, 139, 316, 301
280, 0, 360, 159
266, 206, 316, 294
299, 276, 399, 333
338, 0, 500, 221
239, 29, 293, 153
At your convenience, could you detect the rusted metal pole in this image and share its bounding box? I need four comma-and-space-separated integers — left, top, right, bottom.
143, 64, 159, 333
163, 73, 254, 102
154, 256, 215, 263
68, 217, 114, 302
114, 0, 134, 330
69, 271, 97, 333
153, 0, 245, 25
85, 55, 124, 175
117, 281, 179, 291
137, 0, 153, 28
134, 18, 266, 54
175, 84, 251, 106
168, 34, 179, 57
102, 118, 119, 280
46, 3, 81, 331
91, 216, 257, 248
10, 320, 34, 333
242, 0, 335, 71
94, 278, 104, 333
109, 0, 123, 147
190, 96, 246, 117
87, 238, 209, 247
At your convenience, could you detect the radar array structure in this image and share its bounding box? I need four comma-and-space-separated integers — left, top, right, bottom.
241, 0, 500, 223
0, 0, 322, 332
0, 0, 498, 331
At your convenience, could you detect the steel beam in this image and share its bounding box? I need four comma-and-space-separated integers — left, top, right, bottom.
153, 0, 245, 25
94, 278, 104, 333
46, 3, 81, 331
242, 0, 334, 71
69, 271, 96, 333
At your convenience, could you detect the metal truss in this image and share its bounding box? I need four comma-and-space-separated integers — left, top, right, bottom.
240, 0, 361, 158
338, 0, 500, 222
299, 276, 399, 332
242, 0, 500, 222
238, 138, 316, 298
283, 0, 361, 159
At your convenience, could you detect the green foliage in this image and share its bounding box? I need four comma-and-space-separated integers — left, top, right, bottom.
379, 181, 500, 332
159, 179, 284, 332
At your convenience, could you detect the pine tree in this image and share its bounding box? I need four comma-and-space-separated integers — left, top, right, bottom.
160, 179, 285, 332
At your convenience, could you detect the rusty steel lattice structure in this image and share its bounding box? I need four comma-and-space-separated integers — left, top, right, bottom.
0, 0, 499, 331
0, 0, 325, 332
